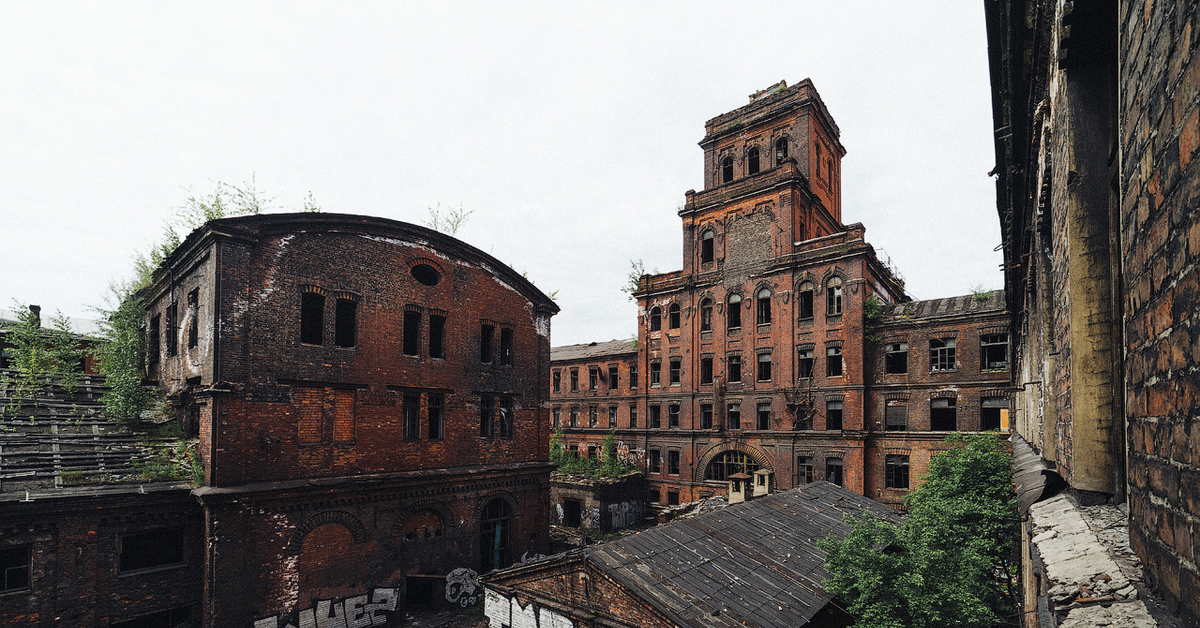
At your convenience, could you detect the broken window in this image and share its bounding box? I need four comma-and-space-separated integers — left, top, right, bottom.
649, 449, 661, 473
165, 301, 179, 357
982, 397, 1008, 431
886, 455, 910, 489
403, 394, 420, 440
798, 281, 814, 320
648, 307, 662, 332
885, 342, 908, 374
589, 368, 599, 391
569, 408, 578, 427
727, 354, 742, 382
668, 304, 681, 329
650, 361, 661, 387
700, 356, 713, 385
552, 407, 561, 428
187, 288, 199, 349
930, 338, 956, 372
705, 450, 758, 482
727, 294, 742, 329
649, 404, 661, 429
699, 298, 713, 331
826, 346, 843, 377
301, 292, 324, 345
727, 402, 741, 430
667, 491, 680, 506
668, 450, 680, 475
628, 406, 637, 428
699, 403, 714, 429
826, 277, 843, 315
570, 369, 579, 392
480, 499, 512, 573
335, 298, 357, 348
931, 397, 957, 431
589, 405, 598, 427
587, 444, 598, 459
552, 371, 561, 393
775, 136, 789, 165
981, 334, 1009, 370
669, 359, 681, 385
119, 527, 185, 573
798, 347, 814, 378
403, 309, 421, 357
825, 458, 843, 486
700, 230, 714, 264
148, 315, 161, 367
1, 545, 30, 592
757, 402, 771, 430
479, 396, 494, 438
428, 394, 443, 440
721, 155, 734, 183
756, 288, 771, 325
630, 364, 638, 388
886, 401, 908, 431
608, 365, 619, 389
498, 397, 513, 438
429, 314, 446, 359
608, 406, 617, 427
757, 352, 772, 382
747, 147, 760, 175
561, 499, 582, 528
480, 323, 495, 364
826, 400, 843, 430
499, 328, 513, 366
797, 456, 814, 484
668, 403, 680, 428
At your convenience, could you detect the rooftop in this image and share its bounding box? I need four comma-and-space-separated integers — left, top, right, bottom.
550, 338, 637, 363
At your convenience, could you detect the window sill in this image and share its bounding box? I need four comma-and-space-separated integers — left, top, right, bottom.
756, 324, 771, 334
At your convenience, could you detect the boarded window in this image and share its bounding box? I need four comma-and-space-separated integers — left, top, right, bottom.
301, 293, 324, 345
429, 314, 446, 359
403, 310, 421, 356
119, 528, 185, 573
886, 401, 908, 431
334, 298, 357, 348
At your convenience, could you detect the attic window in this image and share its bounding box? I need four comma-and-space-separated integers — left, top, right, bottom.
411, 264, 440, 286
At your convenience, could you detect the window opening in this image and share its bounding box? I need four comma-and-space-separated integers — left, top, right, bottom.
166, 302, 178, 357
570, 369, 579, 391
704, 450, 759, 482
667, 450, 680, 475
981, 397, 1008, 431
886, 455, 910, 489
428, 314, 446, 359
480, 324, 495, 363
649, 405, 661, 429
552, 371, 561, 393
589, 368, 599, 391
649, 449, 661, 473
797, 456, 813, 484
981, 334, 1009, 370
774, 137, 789, 165
721, 156, 734, 182
667, 491, 680, 506
930, 338, 956, 372
668, 403, 680, 428
499, 328, 513, 366
403, 394, 420, 440
885, 401, 908, 431
757, 353, 772, 382
552, 407, 561, 428
1, 545, 30, 591
668, 304, 681, 329
701, 231, 714, 264
826, 347, 843, 377
630, 365, 638, 388
931, 398, 957, 431
757, 402, 771, 430
411, 264, 440, 286
826, 458, 843, 486
187, 288, 199, 349
480, 499, 512, 573
608, 365, 619, 389
727, 355, 742, 382
885, 342, 908, 374
699, 299, 713, 331
727, 403, 741, 430
827, 278, 843, 315
403, 310, 421, 357
335, 298, 357, 348
700, 356, 713, 385
569, 409, 578, 427
727, 294, 742, 329
148, 315, 161, 366
119, 528, 185, 573
608, 406, 617, 427
498, 397, 513, 438
628, 406, 637, 427
669, 359, 681, 385
650, 362, 661, 387
756, 288, 771, 325
648, 307, 662, 332
480, 396, 494, 438
700, 403, 713, 429
747, 147, 760, 175
589, 406, 598, 427
826, 400, 843, 430
300, 293, 323, 345
798, 347, 814, 378
798, 282, 814, 320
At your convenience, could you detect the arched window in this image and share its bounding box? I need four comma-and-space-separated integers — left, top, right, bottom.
699, 298, 713, 332
727, 294, 742, 330
775, 137, 789, 165
756, 287, 771, 325
747, 147, 760, 175
649, 306, 662, 332
705, 450, 760, 482
480, 498, 512, 573
721, 156, 734, 183
827, 278, 843, 315
668, 304, 681, 329
700, 230, 714, 264
798, 281, 814, 320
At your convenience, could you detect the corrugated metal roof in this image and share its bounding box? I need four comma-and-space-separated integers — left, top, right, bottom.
882, 289, 1005, 322
550, 338, 637, 362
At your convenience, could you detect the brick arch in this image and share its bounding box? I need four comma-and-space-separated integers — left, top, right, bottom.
406, 257, 444, 273
821, 266, 846, 286
693, 442, 773, 484
286, 510, 369, 556
392, 499, 456, 539
794, 272, 817, 291
300, 284, 328, 296
753, 280, 774, 298
473, 491, 520, 523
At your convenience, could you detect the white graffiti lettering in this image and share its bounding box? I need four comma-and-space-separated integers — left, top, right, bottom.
485, 588, 576, 628
606, 501, 643, 530
445, 567, 480, 607
253, 587, 397, 628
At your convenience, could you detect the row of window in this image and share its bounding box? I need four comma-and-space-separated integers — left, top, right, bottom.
884, 334, 1009, 374
884, 397, 1009, 431
553, 364, 636, 393
400, 392, 515, 441
1, 527, 187, 594
647, 279, 845, 333
718, 137, 791, 184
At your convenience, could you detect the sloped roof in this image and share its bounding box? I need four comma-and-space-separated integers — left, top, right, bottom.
881, 289, 1005, 322
550, 339, 636, 363
586, 482, 902, 627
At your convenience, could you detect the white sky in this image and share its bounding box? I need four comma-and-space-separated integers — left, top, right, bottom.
0, 2, 1002, 347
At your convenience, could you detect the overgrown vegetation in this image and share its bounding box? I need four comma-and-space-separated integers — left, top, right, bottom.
94, 285, 160, 427
550, 429, 638, 478
971, 284, 993, 303
134, 438, 203, 486
623, 259, 648, 300
863, 294, 885, 344
1, 303, 83, 419
819, 433, 1019, 628
422, 202, 474, 236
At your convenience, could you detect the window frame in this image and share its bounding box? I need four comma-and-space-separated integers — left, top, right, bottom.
826, 346, 843, 377
930, 338, 957, 372
756, 288, 771, 325
1, 545, 31, 592
981, 334, 1009, 370
727, 354, 742, 382
700, 231, 715, 264
886, 455, 911, 489
428, 394, 444, 440
727, 402, 741, 430
756, 402, 771, 430
648, 307, 662, 332
727, 294, 742, 330
403, 394, 420, 441
334, 297, 357, 348
700, 356, 713, 385
826, 277, 843, 316
757, 352, 772, 382
668, 304, 681, 330
429, 314, 446, 359
885, 342, 908, 374
747, 146, 761, 175
403, 309, 421, 357
826, 400, 843, 430
797, 281, 814, 320
118, 527, 186, 575
798, 347, 814, 378
699, 298, 713, 332
301, 292, 324, 346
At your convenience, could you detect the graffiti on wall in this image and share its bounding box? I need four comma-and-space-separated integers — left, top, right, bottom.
607, 501, 643, 530
444, 567, 479, 607
485, 588, 576, 628
252, 587, 397, 628
587, 507, 601, 529
617, 441, 644, 466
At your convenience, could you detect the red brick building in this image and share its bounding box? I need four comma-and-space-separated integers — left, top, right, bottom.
551, 80, 1011, 510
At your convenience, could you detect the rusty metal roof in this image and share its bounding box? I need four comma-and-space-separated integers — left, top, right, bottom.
882, 289, 1005, 322
550, 339, 636, 363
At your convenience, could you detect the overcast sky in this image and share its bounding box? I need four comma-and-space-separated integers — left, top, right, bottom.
1, 2, 1002, 347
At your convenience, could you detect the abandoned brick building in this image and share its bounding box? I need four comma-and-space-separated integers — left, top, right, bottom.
550, 79, 1013, 511
987, 0, 1200, 622
2, 213, 559, 627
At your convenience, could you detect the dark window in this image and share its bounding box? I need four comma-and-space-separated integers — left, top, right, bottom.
562, 499, 582, 528
797, 456, 813, 484
747, 147, 761, 175
589, 368, 599, 391
816, 143, 824, 178
335, 298, 357, 348
110, 606, 194, 628
429, 314, 446, 359
301, 293, 323, 345
428, 394, 444, 440
608, 406, 617, 427
552, 408, 561, 428
480, 324, 495, 363
982, 397, 1008, 430
499, 328, 513, 366
727, 355, 742, 382
480, 499, 512, 573
648, 307, 662, 332
649, 449, 661, 473
931, 338, 956, 372
498, 397, 513, 438
650, 362, 661, 386
931, 398, 957, 431
798, 282, 814, 320
721, 156, 734, 182
757, 353, 772, 381
1, 545, 30, 591
148, 315, 161, 366
669, 359, 681, 385
886, 401, 908, 431
609, 366, 619, 389
727, 403, 741, 430
630, 365, 638, 388
700, 356, 713, 385
668, 404, 680, 428
403, 310, 421, 356
757, 403, 771, 430
700, 403, 713, 429
885, 342, 908, 374
798, 348, 814, 378
667, 491, 680, 506
756, 288, 771, 325
701, 231, 714, 264
826, 458, 844, 486
187, 288, 199, 349
981, 334, 1009, 370
569, 444, 578, 459
628, 406, 637, 428
570, 370, 579, 391
667, 450, 680, 475
649, 405, 661, 429
775, 137, 789, 165
165, 302, 178, 357
587, 444, 598, 459
411, 264, 440, 286
589, 406, 598, 427
886, 455, 910, 489
826, 400, 843, 430
480, 396, 494, 438
119, 528, 185, 573
569, 409, 578, 427
827, 278, 843, 315
668, 304, 681, 329
403, 394, 420, 440
704, 450, 759, 481
552, 371, 561, 393
727, 294, 742, 329
826, 347, 843, 377
700, 299, 713, 331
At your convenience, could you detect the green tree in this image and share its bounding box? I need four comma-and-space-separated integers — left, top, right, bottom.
93, 284, 159, 426
819, 433, 1018, 628
2, 303, 83, 418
